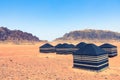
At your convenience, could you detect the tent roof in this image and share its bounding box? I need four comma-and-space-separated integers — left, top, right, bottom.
76, 42, 87, 48
69, 44, 75, 48
74, 44, 107, 56
40, 43, 54, 48
55, 43, 75, 48
99, 43, 117, 48
55, 44, 62, 48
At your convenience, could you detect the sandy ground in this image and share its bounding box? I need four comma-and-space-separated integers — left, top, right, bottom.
0, 42, 120, 80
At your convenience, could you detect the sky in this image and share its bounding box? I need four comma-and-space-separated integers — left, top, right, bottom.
0, 0, 120, 41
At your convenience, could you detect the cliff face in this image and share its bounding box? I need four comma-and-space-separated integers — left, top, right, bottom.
0, 27, 40, 42
55, 29, 120, 41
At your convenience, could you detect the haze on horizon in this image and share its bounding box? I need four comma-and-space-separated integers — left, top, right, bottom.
0, 0, 120, 41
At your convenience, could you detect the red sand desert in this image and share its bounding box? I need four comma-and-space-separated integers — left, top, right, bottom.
0, 42, 120, 80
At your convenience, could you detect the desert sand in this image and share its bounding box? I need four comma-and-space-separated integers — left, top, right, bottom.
0, 42, 120, 80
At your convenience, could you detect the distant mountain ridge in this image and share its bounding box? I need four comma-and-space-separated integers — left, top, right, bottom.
55, 29, 120, 41
0, 27, 40, 42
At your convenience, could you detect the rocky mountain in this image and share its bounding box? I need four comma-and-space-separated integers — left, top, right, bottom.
0, 27, 40, 42
55, 29, 120, 41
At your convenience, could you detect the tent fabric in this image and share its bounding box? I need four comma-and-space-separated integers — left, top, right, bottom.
99, 43, 117, 57
76, 42, 87, 48
55, 44, 62, 48
55, 43, 75, 48
40, 43, 54, 48
73, 43, 109, 71
74, 44, 107, 56
40, 43, 55, 53
55, 43, 76, 54
99, 43, 117, 48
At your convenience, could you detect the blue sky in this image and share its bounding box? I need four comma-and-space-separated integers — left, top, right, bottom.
0, 0, 120, 41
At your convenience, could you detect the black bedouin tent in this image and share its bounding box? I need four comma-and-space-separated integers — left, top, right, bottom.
75, 42, 87, 50
73, 44, 109, 71
39, 43, 55, 53
99, 43, 117, 57
55, 43, 76, 54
